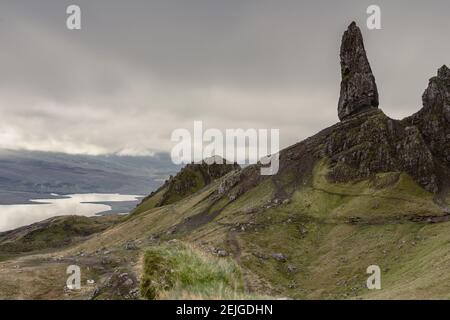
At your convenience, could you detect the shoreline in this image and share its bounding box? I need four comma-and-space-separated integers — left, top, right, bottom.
0, 193, 145, 233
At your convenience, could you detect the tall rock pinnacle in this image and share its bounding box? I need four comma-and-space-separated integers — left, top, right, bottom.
338, 22, 379, 121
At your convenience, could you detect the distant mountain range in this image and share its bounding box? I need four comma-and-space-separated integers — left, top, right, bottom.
0, 149, 180, 204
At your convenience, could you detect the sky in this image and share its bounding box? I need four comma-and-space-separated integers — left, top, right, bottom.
0, 0, 449, 156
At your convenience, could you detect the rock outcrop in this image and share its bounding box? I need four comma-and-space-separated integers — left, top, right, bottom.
338, 22, 379, 121
145, 158, 240, 207
324, 110, 437, 192
272, 24, 450, 194
403, 65, 450, 164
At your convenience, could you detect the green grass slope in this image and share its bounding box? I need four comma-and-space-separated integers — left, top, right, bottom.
140, 242, 251, 300
0, 215, 120, 256
129, 159, 450, 299
2, 159, 450, 300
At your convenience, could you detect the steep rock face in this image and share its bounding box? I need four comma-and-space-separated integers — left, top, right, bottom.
338, 22, 379, 121
151, 160, 240, 207
397, 65, 450, 193
267, 109, 436, 193
324, 110, 437, 192
403, 65, 450, 163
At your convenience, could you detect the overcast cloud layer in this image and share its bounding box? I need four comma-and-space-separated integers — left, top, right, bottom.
0, 0, 449, 156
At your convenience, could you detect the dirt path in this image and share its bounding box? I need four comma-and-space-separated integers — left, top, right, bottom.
226, 231, 255, 293
312, 185, 427, 205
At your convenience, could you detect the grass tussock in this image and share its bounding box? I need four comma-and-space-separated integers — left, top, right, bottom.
140, 242, 250, 300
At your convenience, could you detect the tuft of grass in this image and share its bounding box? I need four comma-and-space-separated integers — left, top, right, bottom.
140, 242, 248, 300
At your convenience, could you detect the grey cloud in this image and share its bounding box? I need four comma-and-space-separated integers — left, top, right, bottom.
0, 0, 449, 155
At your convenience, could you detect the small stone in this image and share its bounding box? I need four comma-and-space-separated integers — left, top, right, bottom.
216, 250, 229, 257
287, 265, 297, 273
271, 253, 287, 262
273, 198, 281, 205
129, 288, 139, 297
125, 241, 138, 250
252, 252, 269, 260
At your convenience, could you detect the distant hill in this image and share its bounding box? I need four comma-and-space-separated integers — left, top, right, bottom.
0, 149, 180, 204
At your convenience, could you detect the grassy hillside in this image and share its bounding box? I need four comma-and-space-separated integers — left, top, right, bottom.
2, 159, 450, 299
0, 215, 121, 259
127, 159, 450, 299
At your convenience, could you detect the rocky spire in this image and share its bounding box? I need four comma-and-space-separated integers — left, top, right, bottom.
338, 22, 379, 121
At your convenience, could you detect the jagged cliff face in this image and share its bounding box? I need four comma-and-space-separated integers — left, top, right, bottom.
321, 110, 436, 192
338, 22, 379, 121
399, 65, 450, 193
330, 23, 449, 193
404, 65, 450, 163
231, 25, 450, 202
145, 160, 240, 207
